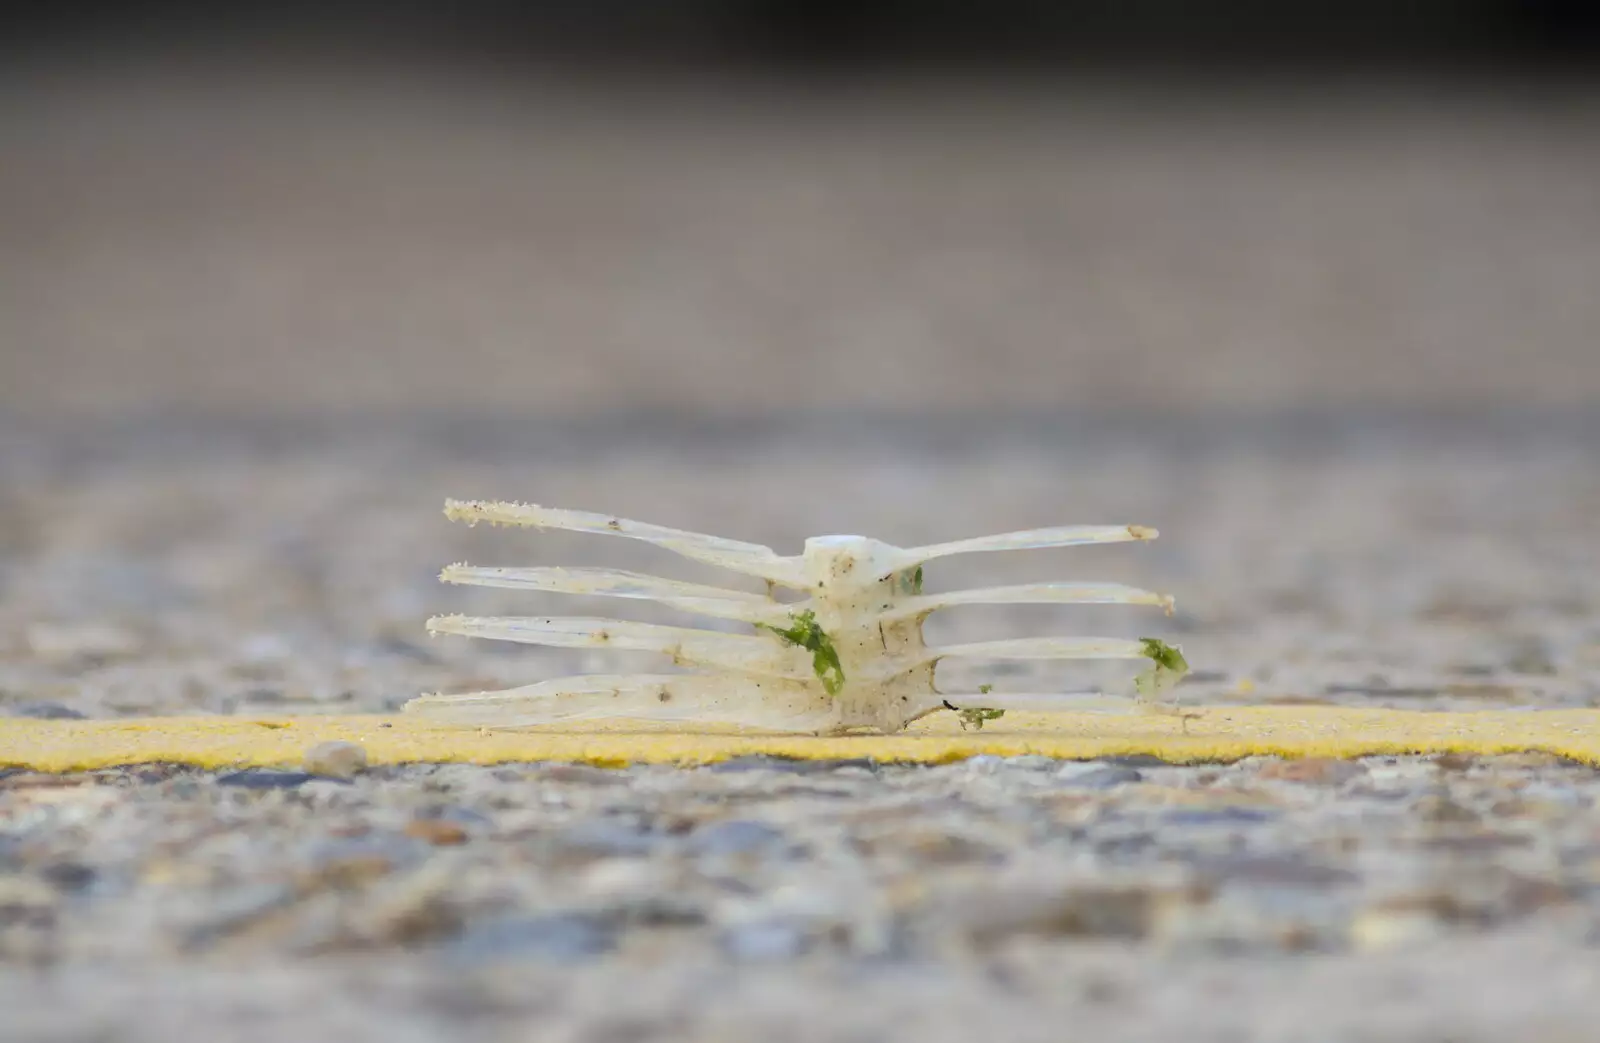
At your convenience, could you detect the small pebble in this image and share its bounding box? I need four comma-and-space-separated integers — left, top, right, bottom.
947, 884, 1170, 945
1160, 807, 1279, 826
421, 805, 494, 827
39, 862, 98, 892
1005, 755, 1062, 772
1432, 752, 1478, 773
0, 772, 90, 790
1057, 764, 1144, 789
581, 858, 666, 898
303, 740, 369, 779
0, 875, 61, 912
406, 819, 470, 846
304, 833, 422, 876
216, 770, 317, 790
1257, 758, 1366, 786
537, 764, 625, 784
709, 756, 875, 775
447, 914, 616, 964
1349, 903, 1453, 951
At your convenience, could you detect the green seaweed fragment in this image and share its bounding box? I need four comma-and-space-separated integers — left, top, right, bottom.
948, 686, 1004, 730
956, 707, 1005, 731
1134, 637, 1190, 699
758, 609, 846, 695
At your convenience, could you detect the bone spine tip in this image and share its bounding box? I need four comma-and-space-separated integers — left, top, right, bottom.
444, 499, 496, 523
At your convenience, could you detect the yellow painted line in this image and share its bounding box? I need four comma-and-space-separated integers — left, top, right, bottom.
1, 706, 1598, 772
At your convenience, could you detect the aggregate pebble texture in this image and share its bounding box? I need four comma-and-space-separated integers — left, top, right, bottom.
3, 63, 1600, 1043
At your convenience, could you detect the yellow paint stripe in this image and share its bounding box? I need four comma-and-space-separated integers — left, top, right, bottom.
1, 707, 1598, 772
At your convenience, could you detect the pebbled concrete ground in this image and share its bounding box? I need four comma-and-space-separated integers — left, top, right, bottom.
1, 409, 1597, 1043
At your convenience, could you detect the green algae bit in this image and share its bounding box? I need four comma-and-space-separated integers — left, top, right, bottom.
758, 609, 846, 695
1134, 637, 1190, 699
956, 706, 1006, 731
948, 685, 1005, 730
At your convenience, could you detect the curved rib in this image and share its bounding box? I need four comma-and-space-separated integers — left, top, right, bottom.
440, 565, 796, 626
925, 636, 1151, 663
443, 500, 807, 587
426, 614, 814, 681
902, 525, 1157, 565
404, 673, 835, 731
884, 582, 1174, 620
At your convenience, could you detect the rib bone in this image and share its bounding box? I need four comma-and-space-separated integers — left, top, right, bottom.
407, 501, 1186, 735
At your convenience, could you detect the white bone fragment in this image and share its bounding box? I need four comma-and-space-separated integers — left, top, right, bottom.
441, 565, 790, 625
882, 582, 1174, 621
901, 524, 1159, 562
404, 674, 835, 731
442, 500, 805, 586
407, 502, 1187, 735
425, 614, 816, 680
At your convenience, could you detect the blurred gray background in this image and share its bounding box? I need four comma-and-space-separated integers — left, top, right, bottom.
2, 2, 1599, 419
